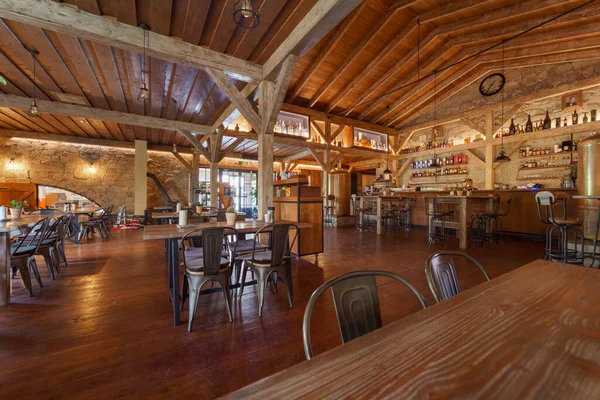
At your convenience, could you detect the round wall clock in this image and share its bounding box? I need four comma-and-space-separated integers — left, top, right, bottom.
479, 73, 505, 96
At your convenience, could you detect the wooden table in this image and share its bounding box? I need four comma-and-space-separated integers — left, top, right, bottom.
1, 215, 48, 306
429, 195, 495, 249
144, 220, 312, 325
153, 205, 174, 211
224, 260, 600, 399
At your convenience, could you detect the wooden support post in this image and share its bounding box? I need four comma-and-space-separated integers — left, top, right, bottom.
258, 81, 275, 220
134, 140, 147, 215
190, 150, 200, 205
485, 112, 495, 190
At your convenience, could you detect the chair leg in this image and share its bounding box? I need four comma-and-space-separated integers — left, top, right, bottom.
181, 273, 189, 311
217, 272, 233, 323
254, 267, 270, 317
58, 241, 68, 267
280, 266, 293, 309
238, 261, 249, 300
13, 259, 33, 296
186, 274, 204, 332
50, 245, 61, 273
28, 257, 43, 288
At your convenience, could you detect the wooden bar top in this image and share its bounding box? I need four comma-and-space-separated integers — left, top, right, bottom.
224, 260, 600, 399
0, 215, 47, 233
144, 220, 312, 240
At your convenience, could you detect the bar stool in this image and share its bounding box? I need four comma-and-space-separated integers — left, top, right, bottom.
354, 206, 371, 233
398, 197, 415, 233
468, 195, 500, 247
424, 196, 452, 247
324, 195, 335, 227
535, 191, 584, 264
488, 197, 512, 244
382, 209, 398, 233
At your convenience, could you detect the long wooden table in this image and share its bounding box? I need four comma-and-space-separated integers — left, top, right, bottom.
1, 215, 48, 306
144, 220, 312, 325
224, 260, 600, 399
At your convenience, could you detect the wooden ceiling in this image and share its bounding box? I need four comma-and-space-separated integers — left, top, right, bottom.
0, 0, 599, 163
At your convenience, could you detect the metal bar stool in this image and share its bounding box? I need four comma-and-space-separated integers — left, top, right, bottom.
324, 195, 335, 227
424, 196, 452, 247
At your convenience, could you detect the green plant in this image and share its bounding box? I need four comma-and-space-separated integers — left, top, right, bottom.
226, 206, 235, 213
10, 200, 28, 209
72, 200, 79, 204
194, 201, 203, 206
251, 186, 258, 205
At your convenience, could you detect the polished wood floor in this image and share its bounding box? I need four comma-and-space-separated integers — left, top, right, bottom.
0, 227, 546, 399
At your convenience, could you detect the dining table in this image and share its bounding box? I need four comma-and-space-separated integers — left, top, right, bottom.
144, 220, 312, 325
429, 195, 495, 249
1, 214, 48, 306
223, 259, 600, 399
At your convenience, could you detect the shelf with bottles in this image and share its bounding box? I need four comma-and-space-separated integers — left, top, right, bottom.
496, 107, 597, 139
353, 127, 388, 152
516, 175, 570, 181
410, 171, 468, 179
399, 140, 455, 155
408, 179, 466, 186
519, 150, 576, 159
410, 153, 468, 169
273, 111, 309, 138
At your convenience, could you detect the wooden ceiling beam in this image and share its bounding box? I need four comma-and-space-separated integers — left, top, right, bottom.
263, 0, 364, 80
282, 149, 313, 162
285, 1, 369, 103
211, 84, 258, 131
0, 93, 213, 134
351, 0, 594, 121
307, 5, 404, 108
0, 0, 263, 83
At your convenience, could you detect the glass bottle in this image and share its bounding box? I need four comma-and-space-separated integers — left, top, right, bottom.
543, 111, 551, 130
583, 112, 588, 123
509, 118, 516, 135
572, 109, 578, 125
525, 115, 533, 132
563, 116, 568, 127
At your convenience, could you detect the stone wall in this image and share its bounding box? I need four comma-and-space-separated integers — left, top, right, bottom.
0, 137, 190, 211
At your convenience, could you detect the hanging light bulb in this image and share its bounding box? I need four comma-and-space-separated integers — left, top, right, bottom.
429, 69, 441, 169
28, 50, 40, 118
495, 40, 511, 163
233, 0, 260, 29
382, 105, 392, 180
137, 24, 151, 103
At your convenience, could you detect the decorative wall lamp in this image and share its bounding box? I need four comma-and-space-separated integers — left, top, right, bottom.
88, 163, 97, 174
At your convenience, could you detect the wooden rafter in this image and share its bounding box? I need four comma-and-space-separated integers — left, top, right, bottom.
0, 0, 263, 82
171, 150, 192, 172
179, 129, 211, 160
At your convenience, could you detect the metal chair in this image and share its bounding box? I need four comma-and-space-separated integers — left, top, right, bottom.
302, 270, 428, 360
425, 251, 490, 303
468, 195, 500, 247
398, 196, 416, 233
10, 218, 50, 296
488, 197, 512, 244
238, 223, 298, 317
424, 196, 452, 247
535, 191, 584, 264
180, 227, 239, 331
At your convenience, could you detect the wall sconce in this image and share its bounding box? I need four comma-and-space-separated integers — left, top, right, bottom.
6, 158, 19, 170
88, 163, 97, 174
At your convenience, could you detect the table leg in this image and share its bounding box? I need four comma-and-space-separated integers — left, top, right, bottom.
459, 198, 467, 249
1, 232, 10, 306
168, 238, 181, 325
376, 197, 382, 235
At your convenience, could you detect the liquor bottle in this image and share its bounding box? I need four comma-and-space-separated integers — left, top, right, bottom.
583, 112, 588, 123
525, 115, 533, 132
555, 117, 561, 128
533, 122, 538, 131
539, 119, 543, 130
592, 109, 597, 122
509, 118, 516, 135
543, 111, 551, 130
563, 116, 568, 127
572, 109, 578, 125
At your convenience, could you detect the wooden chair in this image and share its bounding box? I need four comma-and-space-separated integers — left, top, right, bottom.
302, 270, 427, 360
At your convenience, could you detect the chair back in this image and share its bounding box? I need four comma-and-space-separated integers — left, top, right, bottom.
181, 227, 238, 275
498, 197, 512, 217
302, 270, 427, 360
425, 251, 490, 302
535, 191, 556, 224
10, 218, 49, 257
423, 196, 438, 217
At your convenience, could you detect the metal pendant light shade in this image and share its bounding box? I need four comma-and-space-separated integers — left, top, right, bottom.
495, 147, 511, 162
233, 0, 260, 29
137, 82, 150, 102
28, 50, 40, 118
138, 24, 151, 103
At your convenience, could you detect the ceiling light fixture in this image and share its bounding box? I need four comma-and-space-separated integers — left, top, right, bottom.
383, 106, 393, 180
495, 40, 511, 163
28, 50, 40, 118
137, 24, 150, 102
429, 69, 441, 169
233, 0, 260, 29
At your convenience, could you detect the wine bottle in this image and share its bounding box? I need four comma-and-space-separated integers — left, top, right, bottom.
583, 112, 588, 123
509, 118, 516, 135
543, 111, 551, 129
572, 109, 578, 125
525, 115, 533, 132
563, 116, 568, 127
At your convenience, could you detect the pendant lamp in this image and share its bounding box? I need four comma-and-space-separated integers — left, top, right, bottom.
495, 40, 511, 163
137, 24, 150, 102
28, 50, 40, 118
233, 0, 260, 29
429, 69, 441, 169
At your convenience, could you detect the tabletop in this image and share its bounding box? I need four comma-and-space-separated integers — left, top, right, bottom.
0, 215, 48, 233
144, 220, 312, 240
573, 195, 600, 200
435, 195, 495, 200
151, 212, 178, 219
223, 260, 600, 399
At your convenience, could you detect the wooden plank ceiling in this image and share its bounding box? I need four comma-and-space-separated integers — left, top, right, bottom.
0, 0, 599, 162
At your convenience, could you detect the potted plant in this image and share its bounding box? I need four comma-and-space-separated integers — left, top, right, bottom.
71, 199, 79, 210
251, 186, 258, 219
456, 187, 465, 196
226, 206, 237, 225
194, 201, 204, 214
9, 200, 28, 219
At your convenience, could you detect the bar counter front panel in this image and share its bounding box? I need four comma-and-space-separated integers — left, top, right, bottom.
377, 189, 577, 236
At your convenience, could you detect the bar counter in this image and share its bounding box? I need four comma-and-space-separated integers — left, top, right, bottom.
368, 188, 578, 236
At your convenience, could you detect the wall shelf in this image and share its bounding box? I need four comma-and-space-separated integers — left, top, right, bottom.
519, 151, 576, 159
516, 176, 568, 181
518, 164, 574, 172
410, 173, 469, 179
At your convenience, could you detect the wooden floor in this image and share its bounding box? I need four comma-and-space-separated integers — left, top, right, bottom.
0, 226, 546, 399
